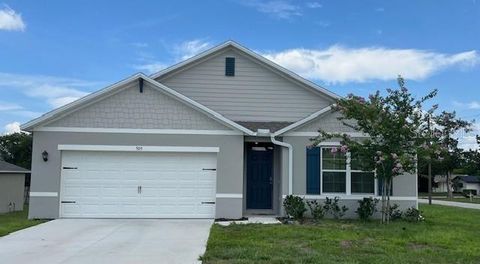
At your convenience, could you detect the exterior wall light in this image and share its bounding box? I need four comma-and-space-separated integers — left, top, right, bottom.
42, 151, 49, 162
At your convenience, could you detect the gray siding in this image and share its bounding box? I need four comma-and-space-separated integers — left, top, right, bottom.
29, 131, 244, 219
158, 48, 333, 122
294, 111, 357, 133
0, 173, 25, 213
46, 82, 229, 130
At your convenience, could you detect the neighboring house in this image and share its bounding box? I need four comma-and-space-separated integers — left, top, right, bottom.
453, 176, 480, 195
0, 160, 29, 213
433, 175, 450, 193
22, 41, 417, 219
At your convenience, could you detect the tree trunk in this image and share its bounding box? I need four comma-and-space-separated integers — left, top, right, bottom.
446, 171, 453, 199
428, 162, 432, 205
381, 179, 387, 224
386, 178, 392, 224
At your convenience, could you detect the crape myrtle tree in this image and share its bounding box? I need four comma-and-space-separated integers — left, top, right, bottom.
311, 76, 437, 224
430, 111, 472, 198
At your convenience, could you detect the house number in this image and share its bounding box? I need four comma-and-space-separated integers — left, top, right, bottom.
136, 146, 143, 151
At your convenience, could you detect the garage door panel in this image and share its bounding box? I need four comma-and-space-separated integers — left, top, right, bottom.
60, 150, 217, 218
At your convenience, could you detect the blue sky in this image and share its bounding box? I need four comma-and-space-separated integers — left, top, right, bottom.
0, 0, 479, 147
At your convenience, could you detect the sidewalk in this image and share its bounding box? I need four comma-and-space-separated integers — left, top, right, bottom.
418, 199, 480, 210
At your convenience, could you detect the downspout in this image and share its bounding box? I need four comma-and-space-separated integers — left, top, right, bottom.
270, 134, 293, 195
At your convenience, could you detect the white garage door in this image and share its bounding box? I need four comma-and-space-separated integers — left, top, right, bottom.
60, 150, 217, 218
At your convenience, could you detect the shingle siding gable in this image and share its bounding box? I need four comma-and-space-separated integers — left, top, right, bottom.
157, 48, 333, 122
46, 82, 230, 130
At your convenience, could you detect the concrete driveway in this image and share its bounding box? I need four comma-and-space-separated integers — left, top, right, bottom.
0, 218, 213, 264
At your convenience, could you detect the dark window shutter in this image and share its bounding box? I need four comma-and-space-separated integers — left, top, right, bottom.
306, 147, 321, 194
225, 57, 235, 76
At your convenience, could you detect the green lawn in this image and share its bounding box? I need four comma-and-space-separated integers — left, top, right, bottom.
202, 205, 480, 264
0, 206, 46, 237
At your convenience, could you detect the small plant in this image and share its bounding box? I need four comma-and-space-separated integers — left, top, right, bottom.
324, 197, 348, 219
389, 204, 403, 221
356, 197, 379, 221
306, 200, 325, 222
404, 207, 424, 222
283, 195, 307, 221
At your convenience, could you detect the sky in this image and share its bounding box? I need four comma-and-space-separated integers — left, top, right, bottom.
0, 0, 479, 148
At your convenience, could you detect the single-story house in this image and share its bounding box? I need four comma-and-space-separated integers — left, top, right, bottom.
453, 176, 480, 195
0, 160, 29, 213
22, 41, 417, 219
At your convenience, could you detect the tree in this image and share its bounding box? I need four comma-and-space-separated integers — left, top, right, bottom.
312, 76, 436, 223
431, 112, 472, 198
0, 132, 32, 169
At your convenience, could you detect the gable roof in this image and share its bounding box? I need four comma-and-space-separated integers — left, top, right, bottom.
151, 40, 340, 100
21, 73, 255, 135
455, 175, 480, 183
0, 160, 29, 173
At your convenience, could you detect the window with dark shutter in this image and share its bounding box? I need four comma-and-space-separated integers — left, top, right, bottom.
225, 57, 235, 76
306, 147, 321, 194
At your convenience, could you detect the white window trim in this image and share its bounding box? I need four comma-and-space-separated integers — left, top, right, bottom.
319, 146, 376, 196
58, 144, 220, 153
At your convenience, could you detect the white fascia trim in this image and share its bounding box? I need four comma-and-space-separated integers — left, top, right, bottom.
273, 105, 333, 136
21, 73, 144, 131
282, 195, 417, 201
58, 144, 220, 153
34, 127, 243, 135
142, 76, 255, 135
284, 132, 369, 137
150, 40, 341, 100
30, 192, 58, 197
216, 193, 243, 198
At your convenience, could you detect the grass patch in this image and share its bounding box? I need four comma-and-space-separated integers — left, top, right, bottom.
433, 198, 480, 204
202, 205, 480, 264
0, 206, 46, 237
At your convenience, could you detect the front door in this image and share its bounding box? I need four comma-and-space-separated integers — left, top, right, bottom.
246, 143, 274, 209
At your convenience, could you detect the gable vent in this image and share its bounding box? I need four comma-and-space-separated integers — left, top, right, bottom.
225, 57, 235, 76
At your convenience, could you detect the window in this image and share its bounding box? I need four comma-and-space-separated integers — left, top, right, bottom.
350, 154, 375, 194
306, 146, 376, 195
225, 57, 235, 76
321, 148, 347, 193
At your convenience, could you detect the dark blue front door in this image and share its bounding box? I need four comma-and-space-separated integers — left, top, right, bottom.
246, 143, 273, 209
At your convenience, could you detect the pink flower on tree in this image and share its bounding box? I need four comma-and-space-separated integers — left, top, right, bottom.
340, 145, 348, 153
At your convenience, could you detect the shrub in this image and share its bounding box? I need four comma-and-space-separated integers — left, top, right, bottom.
356, 197, 379, 221
283, 195, 306, 221
306, 200, 325, 222
324, 197, 348, 219
389, 203, 403, 221
404, 207, 424, 222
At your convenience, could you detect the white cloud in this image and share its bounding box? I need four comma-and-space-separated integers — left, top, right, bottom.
306, 2, 322, 8
174, 39, 212, 60
133, 39, 212, 74
375, 7, 385, 12
0, 72, 102, 108
453, 100, 480, 110
133, 62, 168, 74
468, 101, 480, 109
262, 46, 479, 83
3, 122, 21, 134
241, 0, 302, 19
0, 102, 22, 111
0, 5, 26, 31
458, 122, 480, 150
